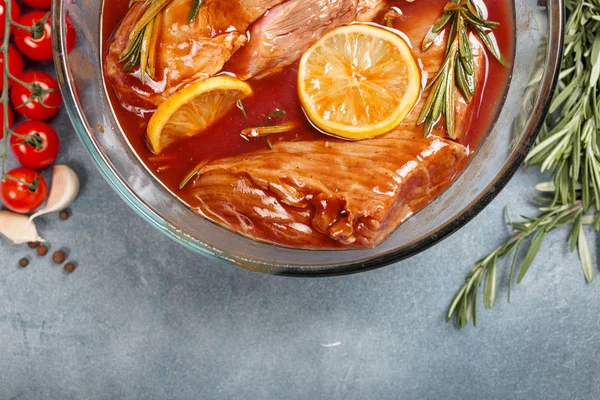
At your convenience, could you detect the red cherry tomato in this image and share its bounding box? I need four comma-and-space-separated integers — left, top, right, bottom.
0, 106, 14, 140
22, 0, 52, 9
10, 121, 60, 169
1, 167, 47, 213
0, 45, 24, 90
0, 0, 21, 38
11, 71, 63, 121
14, 11, 76, 61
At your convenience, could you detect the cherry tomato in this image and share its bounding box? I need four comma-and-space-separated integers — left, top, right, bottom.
0, 106, 14, 140
0, 0, 21, 38
1, 167, 47, 213
11, 71, 63, 121
10, 121, 60, 169
22, 0, 52, 9
0, 45, 24, 90
14, 11, 76, 61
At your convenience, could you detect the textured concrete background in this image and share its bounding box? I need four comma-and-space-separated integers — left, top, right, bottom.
2, 82, 600, 400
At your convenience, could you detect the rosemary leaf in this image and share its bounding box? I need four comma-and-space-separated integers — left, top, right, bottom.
422, 12, 453, 51
187, 0, 204, 23
241, 121, 299, 138
430, 71, 448, 122
515, 228, 546, 284
473, 26, 508, 67
139, 18, 155, 84
455, 59, 471, 101
447, 284, 467, 322
458, 29, 474, 76
236, 100, 248, 118
578, 226, 594, 283
266, 109, 286, 119
483, 258, 497, 309
418, 75, 444, 124
507, 241, 522, 303
590, 35, 600, 88
147, 11, 162, 80
179, 160, 209, 190
461, 9, 499, 30
445, 12, 459, 57
471, 284, 479, 326
567, 212, 582, 252
445, 48, 457, 138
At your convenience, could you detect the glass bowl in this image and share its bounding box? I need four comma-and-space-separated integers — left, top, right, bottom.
51, 0, 564, 276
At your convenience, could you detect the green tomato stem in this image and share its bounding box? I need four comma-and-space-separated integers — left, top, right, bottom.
1, 0, 12, 180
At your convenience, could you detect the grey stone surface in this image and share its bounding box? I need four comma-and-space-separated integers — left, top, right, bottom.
2, 82, 600, 400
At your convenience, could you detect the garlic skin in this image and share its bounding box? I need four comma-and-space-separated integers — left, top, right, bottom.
0, 211, 44, 244
29, 165, 80, 222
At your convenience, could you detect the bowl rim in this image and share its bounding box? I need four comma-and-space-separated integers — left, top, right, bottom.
52, 0, 565, 277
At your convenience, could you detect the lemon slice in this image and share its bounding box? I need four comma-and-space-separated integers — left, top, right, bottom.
147, 76, 253, 154
298, 24, 421, 140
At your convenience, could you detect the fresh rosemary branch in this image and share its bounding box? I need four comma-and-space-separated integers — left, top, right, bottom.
418, 0, 505, 138
448, 0, 600, 328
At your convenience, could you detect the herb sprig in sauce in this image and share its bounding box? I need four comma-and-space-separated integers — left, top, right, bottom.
418, 0, 506, 138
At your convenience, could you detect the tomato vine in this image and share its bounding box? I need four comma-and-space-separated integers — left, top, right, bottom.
0, 2, 57, 186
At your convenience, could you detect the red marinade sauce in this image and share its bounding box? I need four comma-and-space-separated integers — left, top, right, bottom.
101, 0, 515, 209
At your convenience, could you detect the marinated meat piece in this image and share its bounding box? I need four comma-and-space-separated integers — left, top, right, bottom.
228, 0, 386, 80
194, 131, 468, 249
104, 0, 287, 112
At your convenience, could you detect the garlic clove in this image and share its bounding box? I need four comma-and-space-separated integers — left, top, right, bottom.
0, 211, 44, 244
29, 165, 80, 222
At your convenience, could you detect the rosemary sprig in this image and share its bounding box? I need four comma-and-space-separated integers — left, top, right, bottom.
119, 0, 171, 78
418, 0, 505, 138
119, 0, 204, 82
448, 0, 600, 328
448, 200, 594, 328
